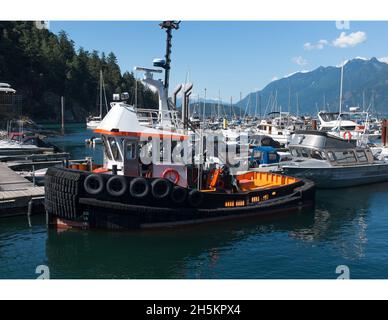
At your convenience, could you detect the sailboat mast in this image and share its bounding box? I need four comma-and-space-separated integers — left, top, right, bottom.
339, 63, 344, 114
255, 91, 258, 118
99, 70, 103, 119
203, 88, 207, 121
218, 89, 221, 118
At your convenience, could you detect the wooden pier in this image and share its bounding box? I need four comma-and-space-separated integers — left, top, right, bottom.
0, 163, 45, 218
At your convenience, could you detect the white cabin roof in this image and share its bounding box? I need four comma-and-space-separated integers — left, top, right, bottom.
0, 87, 16, 94
94, 102, 187, 140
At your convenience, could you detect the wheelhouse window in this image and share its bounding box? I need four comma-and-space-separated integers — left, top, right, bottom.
334, 151, 357, 164
311, 150, 324, 160
253, 150, 263, 159
327, 151, 335, 162
356, 150, 368, 163
268, 152, 278, 161
301, 148, 309, 158
102, 136, 112, 160
126, 142, 137, 160
108, 137, 122, 161
291, 148, 301, 157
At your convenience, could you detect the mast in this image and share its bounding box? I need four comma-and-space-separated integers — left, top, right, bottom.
218, 89, 221, 119
203, 88, 207, 121
255, 91, 258, 118
323, 93, 326, 110
362, 90, 366, 112
339, 63, 344, 114
230, 96, 233, 119
159, 21, 180, 95
99, 70, 103, 119
135, 78, 138, 108
288, 86, 291, 114
239, 92, 242, 118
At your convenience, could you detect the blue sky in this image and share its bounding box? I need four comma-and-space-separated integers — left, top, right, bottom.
50, 21, 388, 102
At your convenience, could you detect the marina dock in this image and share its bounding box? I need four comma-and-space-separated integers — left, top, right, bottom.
0, 163, 45, 218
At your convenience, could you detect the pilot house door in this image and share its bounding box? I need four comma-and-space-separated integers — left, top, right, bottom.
124, 140, 139, 177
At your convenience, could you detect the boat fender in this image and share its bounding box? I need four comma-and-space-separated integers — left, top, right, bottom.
106, 176, 128, 197
151, 179, 172, 200
84, 174, 105, 196
162, 168, 180, 185
129, 177, 150, 199
171, 186, 188, 204
343, 131, 352, 141
188, 190, 204, 208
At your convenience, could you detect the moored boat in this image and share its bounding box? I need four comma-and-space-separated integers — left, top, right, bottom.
281, 130, 388, 188
44, 21, 316, 230
45, 166, 315, 230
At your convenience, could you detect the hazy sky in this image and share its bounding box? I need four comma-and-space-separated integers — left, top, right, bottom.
50, 21, 388, 102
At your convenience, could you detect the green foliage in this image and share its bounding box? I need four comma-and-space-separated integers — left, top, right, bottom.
0, 21, 158, 122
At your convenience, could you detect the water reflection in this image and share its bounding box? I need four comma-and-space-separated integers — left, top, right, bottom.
44, 183, 385, 279
45, 212, 316, 279
291, 184, 382, 260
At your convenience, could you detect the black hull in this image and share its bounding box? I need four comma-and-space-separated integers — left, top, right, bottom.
45, 168, 315, 231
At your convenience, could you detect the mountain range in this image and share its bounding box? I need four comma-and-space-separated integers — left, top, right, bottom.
236, 57, 388, 117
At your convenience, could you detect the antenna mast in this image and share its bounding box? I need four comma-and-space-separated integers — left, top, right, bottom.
159, 21, 180, 95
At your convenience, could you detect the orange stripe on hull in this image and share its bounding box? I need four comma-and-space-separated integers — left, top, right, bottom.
94, 129, 187, 141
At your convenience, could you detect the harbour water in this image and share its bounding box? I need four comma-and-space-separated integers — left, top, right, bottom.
1, 125, 388, 279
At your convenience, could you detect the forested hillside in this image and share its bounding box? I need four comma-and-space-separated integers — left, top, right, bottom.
0, 21, 158, 122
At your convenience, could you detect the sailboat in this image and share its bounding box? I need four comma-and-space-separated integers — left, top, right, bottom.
86, 70, 109, 129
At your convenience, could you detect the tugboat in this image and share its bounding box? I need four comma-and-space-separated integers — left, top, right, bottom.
45, 21, 315, 230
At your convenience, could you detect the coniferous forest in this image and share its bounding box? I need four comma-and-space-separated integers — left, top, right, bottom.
0, 21, 158, 122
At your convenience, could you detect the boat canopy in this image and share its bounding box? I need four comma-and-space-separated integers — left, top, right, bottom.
289, 131, 356, 150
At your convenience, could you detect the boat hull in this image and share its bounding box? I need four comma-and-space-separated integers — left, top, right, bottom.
45, 167, 315, 231
283, 163, 388, 188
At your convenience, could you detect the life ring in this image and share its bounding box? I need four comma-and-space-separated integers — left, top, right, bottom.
343, 131, 352, 140
162, 168, 180, 185
151, 179, 172, 200
84, 174, 105, 196
106, 176, 128, 197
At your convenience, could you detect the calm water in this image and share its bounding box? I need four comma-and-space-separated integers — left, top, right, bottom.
1, 124, 388, 279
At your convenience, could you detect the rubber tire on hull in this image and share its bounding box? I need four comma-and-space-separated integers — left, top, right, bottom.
129, 177, 150, 199
171, 186, 188, 204
106, 175, 128, 197
188, 190, 204, 208
151, 179, 172, 200
84, 174, 105, 196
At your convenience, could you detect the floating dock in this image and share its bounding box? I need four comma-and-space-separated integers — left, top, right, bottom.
0, 163, 45, 218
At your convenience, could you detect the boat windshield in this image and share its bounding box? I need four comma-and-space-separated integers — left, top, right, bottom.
108, 137, 122, 162
291, 147, 326, 160
320, 113, 353, 122
102, 136, 113, 160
